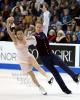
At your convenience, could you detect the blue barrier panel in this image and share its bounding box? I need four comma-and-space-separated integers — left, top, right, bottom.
0, 63, 80, 73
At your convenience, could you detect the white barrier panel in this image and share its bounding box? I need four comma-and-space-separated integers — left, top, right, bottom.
0, 41, 17, 64
0, 41, 80, 68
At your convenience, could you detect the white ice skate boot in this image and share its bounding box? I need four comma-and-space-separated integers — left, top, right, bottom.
38, 85, 47, 95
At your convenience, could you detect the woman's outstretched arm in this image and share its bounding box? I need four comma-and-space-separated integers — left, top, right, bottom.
6, 17, 17, 42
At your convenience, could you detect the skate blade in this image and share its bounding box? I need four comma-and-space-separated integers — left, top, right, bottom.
43, 92, 47, 95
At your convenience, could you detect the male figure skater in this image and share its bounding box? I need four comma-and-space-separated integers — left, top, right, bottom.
34, 21, 80, 94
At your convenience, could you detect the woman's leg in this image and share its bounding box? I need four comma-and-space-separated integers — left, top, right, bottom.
31, 55, 49, 79
30, 55, 54, 84
28, 71, 40, 87
28, 70, 47, 95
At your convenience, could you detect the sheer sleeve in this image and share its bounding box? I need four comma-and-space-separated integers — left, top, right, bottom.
26, 36, 37, 46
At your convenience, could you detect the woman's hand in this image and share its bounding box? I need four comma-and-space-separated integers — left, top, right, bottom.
7, 17, 14, 27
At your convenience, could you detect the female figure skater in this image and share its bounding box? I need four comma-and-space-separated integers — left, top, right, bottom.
6, 17, 51, 95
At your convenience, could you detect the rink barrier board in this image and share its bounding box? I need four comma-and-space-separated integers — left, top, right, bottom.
0, 41, 80, 73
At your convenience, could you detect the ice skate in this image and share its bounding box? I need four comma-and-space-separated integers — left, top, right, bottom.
38, 85, 47, 95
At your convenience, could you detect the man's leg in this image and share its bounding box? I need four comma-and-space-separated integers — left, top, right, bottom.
40, 56, 72, 94
51, 53, 80, 83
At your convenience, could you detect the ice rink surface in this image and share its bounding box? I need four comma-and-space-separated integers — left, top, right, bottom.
0, 69, 80, 100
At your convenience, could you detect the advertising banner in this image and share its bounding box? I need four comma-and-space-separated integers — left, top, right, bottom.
51, 45, 75, 66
